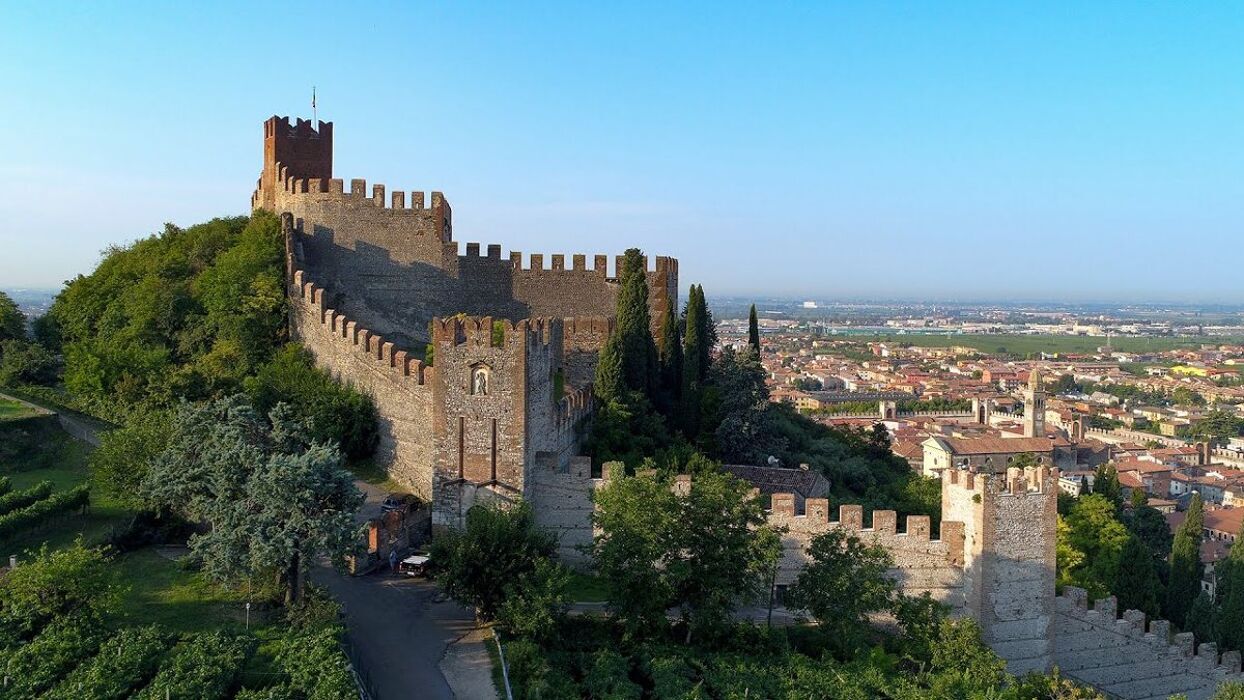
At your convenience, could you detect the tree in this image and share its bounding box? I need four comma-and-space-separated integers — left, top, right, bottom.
656, 297, 682, 416
1112, 535, 1162, 616
1059, 494, 1130, 598
786, 528, 896, 651
612, 248, 657, 399
142, 395, 363, 603
0, 543, 116, 644
496, 558, 571, 643
431, 502, 558, 621
709, 346, 780, 464
0, 291, 25, 342
593, 334, 625, 404
1217, 536, 1244, 651
590, 466, 779, 643
1124, 502, 1173, 562
680, 285, 710, 437
0, 339, 59, 385
1093, 463, 1122, 506
748, 304, 760, 355
1185, 592, 1220, 647
1130, 487, 1148, 510
1165, 494, 1205, 627
1010, 452, 1041, 469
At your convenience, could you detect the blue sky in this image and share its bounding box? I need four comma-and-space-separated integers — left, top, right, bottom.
1, 2, 1240, 302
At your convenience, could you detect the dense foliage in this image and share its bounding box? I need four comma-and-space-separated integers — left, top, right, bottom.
22, 213, 377, 464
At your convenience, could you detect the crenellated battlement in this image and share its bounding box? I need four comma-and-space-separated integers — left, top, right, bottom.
290, 268, 430, 388
431, 315, 564, 351
455, 247, 679, 279
555, 384, 594, 436
261, 160, 451, 226
767, 495, 958, 545
1056, 587, 1244, 690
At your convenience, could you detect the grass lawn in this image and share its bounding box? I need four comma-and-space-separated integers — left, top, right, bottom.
566, 571, 609, 603
112, 548, 278, 634
0, 397, 39, 420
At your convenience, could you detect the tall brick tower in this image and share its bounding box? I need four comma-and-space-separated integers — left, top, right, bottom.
256, 116, 333, 211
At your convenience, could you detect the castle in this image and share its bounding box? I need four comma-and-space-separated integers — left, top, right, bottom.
255, 116, 1238, 697
253, 116, 674, 530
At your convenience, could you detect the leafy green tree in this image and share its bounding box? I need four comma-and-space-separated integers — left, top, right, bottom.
1130, 487, 1148, 509
748, 304, 760, 355
591, 466, 779, 643
1113, 535, 1162, 616
709, 346, 781, 464
1059, 494, 1130, 598
593, 333, 625, 403
786, 528, 896, 652
0, 339, 58, 385
0, 542, 116, 644
0, 291, 25, 342
89, 406, 174, 509
430, 501, 557, 620
496, 558, 571, 643
1186, 591, 1220, 647
1165, 493, 1205, 627
680, 285, 708, 437
142, 395, 363, 603
1092, 463, 1122, 506
244, 344, 379, 460
1124, 502, 1173, 561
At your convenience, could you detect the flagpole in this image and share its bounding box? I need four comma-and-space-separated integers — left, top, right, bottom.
312, 86, 317, 124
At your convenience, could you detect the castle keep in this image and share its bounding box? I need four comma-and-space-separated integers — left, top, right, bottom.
254, 116, 1235, 695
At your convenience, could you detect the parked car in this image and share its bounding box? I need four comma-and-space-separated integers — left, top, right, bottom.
397, 552, 431, 577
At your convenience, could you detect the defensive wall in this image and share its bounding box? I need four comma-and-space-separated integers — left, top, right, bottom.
1055, 587, 1244, 700
769, 466, 1058, 675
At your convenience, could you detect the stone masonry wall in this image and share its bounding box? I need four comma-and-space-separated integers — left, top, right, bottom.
284, 229, 435, 499
1055, 587, 1244, 700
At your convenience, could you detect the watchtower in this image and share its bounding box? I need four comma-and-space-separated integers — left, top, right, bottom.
257, 116, 333, 211
1024, 369, 1046, 438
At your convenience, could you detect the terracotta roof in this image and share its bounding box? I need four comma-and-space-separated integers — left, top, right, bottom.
927, 436, 1054, 456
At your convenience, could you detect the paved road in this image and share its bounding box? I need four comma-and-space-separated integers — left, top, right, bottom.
313, 567, 476, 700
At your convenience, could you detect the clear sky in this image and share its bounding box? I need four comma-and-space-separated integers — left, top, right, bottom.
1, 2, 1240, 302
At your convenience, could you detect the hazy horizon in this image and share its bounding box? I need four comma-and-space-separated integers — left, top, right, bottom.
2, 4, 1241, 302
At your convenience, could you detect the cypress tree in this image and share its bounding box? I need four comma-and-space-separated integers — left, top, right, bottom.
694, 286, 712, 381
681, 286, 705, 437
594, 336, 624, 404
1113, 535, 1162, 617
612, 248, 657, 398
1165, 493, 1205, 627
1094, 463, 1122, 507
747, 304, 760, 355
1217, 535, 1244, 650
657, 298, 682, 415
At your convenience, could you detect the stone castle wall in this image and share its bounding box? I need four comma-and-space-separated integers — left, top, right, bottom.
284, 216, 435, 499
1055, 587, 1244, 700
